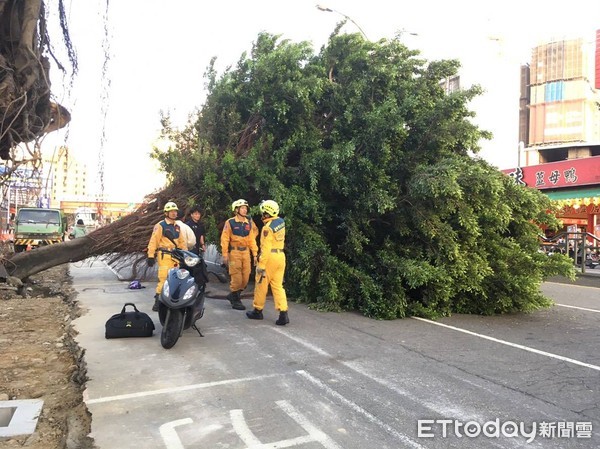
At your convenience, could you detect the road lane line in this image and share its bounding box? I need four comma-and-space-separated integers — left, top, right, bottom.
544, 281, 599, 290
269, 328, 331, 357
86, 373, 281, 404
555, 303, 600, 313
276, 400, 342, 449
233, 403, 336, 449
296, 370, 426, 449
412, 317, 600, 372
248, 435, 317, 448
270, 327, 485, 423
230, 409, 262, 446
159, 418, 192, 449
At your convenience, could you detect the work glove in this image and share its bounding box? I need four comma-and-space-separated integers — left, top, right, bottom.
256, 267, 266, 276
147, 257, 155, 267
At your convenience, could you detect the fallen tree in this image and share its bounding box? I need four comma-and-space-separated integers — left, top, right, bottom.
1, 185, 190, 280
150, 32, 575, 318
1, 29, 576, 319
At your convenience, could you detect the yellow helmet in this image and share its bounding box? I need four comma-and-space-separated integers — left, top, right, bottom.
259, 200, 279, 217
163, 201, 178, 213
231, 199, 249, 212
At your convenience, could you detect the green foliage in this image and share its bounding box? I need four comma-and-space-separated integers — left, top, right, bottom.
152, 30, 574, 319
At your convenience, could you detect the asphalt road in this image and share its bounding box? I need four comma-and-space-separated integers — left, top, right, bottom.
71, 259, 600, 448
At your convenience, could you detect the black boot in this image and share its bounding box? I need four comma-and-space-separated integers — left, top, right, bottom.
152, 293, 160, 312
246, 308, 263, 320
276, 311, 289, 326
229, 291, 246, 310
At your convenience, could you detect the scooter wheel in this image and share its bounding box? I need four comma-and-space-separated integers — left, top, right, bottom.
161, 309, 184, 349
158, 304, 167, 326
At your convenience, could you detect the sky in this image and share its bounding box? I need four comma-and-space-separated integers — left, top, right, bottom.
45, 0, 599, 203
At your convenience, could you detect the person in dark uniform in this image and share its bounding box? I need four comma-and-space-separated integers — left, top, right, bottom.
185, 205, 206, 255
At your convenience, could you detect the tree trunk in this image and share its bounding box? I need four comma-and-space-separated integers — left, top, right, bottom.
6, 236, 94, 280
4, 211, 156, 281
20, 0, 42, 53
2, 185, 188, 281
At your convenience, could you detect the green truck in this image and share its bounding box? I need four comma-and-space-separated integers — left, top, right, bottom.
14, 207, 67, 252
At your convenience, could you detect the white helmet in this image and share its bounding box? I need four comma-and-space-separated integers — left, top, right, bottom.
231, 199, 249, 212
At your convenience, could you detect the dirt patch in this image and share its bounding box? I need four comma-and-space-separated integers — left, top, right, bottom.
0, 264, 95, 449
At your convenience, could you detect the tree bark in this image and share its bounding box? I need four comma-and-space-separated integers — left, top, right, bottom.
5, 236, 94, 280
2, 185, 188, 281
21, 0, 42, 52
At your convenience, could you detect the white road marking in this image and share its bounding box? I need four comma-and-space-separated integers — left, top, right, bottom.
247, 435, 320, 448
86, 373, 281, 404
270, 327, 482, 422
412, 317, 600, 372
555, 303, 600, 313
276, 400, 342, 449
159, 418, 192, 449
230, 409, 262, 447
231, 401, 342, 449
270, 327, 330, 357
342, 359, 484, 423
544, 281, 599, 290
296, 370, 426, 449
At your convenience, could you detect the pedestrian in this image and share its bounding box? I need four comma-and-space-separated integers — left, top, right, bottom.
246, 200, 289, 326
146, 202, 187, 311
175, 209, 197, 251
185, 205, 206, 255
69, 219, 87, 239
220, 199, 258, 310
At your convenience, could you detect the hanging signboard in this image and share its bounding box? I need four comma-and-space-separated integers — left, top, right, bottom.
502, 156, 600, 190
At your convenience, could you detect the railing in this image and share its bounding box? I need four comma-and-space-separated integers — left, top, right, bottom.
540, 232, 600, 273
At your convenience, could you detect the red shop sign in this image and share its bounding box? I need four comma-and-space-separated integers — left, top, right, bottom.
502, 156, 600, 190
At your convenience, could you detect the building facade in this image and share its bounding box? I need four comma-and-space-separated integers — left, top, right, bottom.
509, 29, 600, 241
43, 146, 92, 209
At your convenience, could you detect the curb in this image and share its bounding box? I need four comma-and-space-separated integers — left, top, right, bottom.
546, 273, 600, 289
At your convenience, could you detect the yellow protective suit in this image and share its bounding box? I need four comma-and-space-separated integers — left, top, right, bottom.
252, 216, 287, 312
147, 219, 187, 295
220, 216, 258, 292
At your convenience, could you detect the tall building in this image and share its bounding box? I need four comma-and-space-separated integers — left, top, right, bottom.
506, 29, 600, 240
520, 32, 600, 163
42, 146, 95, 208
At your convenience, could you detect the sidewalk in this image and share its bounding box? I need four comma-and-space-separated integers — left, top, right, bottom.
71, 259, 275, 448
547, 267, 600, 289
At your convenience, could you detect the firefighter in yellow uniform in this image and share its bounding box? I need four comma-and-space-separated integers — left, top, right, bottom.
246, 200, 289, 326
220, 199, 258, 310
147, 202, 187, 311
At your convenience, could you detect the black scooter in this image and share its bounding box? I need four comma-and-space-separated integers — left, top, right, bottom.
157, 230, 209, 349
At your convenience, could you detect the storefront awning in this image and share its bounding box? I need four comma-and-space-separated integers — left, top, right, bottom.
545, 188, 600, 200
544, 188, 600, 209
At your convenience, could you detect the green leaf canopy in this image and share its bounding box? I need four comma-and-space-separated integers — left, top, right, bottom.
153, 31, 574, 319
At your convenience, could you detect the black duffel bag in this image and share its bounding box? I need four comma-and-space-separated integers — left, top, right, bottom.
105, 303, 155, 339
